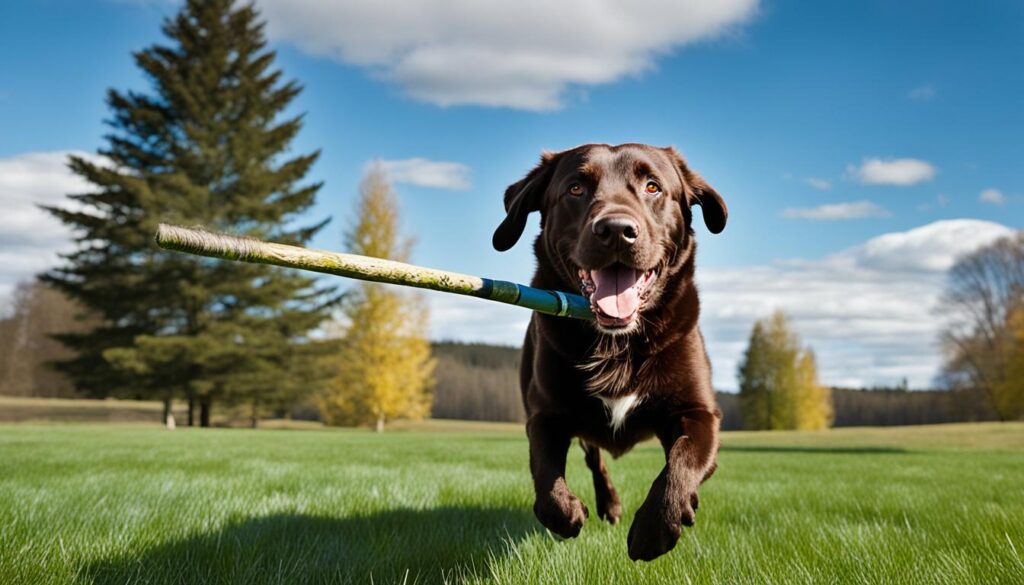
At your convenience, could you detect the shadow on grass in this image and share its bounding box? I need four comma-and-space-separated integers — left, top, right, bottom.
721, 445, 906, 454
86, 506, 539, 584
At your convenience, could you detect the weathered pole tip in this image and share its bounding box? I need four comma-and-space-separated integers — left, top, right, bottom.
154, 223, 172, 245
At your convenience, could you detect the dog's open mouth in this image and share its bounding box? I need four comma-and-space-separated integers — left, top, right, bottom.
578, 264, 655, 330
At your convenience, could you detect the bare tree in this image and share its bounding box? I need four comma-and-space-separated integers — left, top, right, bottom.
938, 232, 1024, 420
0, 281, 95, 397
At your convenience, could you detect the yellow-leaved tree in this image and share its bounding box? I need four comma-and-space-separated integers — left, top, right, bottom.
990, 306, 1024, 419
317, 165, 435, 431
737, 311, 832, 430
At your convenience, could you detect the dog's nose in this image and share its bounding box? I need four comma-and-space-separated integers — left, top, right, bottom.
592, 215, 640, 247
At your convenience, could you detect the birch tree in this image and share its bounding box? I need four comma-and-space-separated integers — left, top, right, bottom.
317, 167, 434, 431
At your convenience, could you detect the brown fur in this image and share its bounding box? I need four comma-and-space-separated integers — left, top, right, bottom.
492, 143, 727, 561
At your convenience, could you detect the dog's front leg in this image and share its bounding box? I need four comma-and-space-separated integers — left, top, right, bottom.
527, 413, 589, 538
627, 406, 719, 561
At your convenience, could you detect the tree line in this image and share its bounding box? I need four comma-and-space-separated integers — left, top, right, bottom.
430, 342, 524, 422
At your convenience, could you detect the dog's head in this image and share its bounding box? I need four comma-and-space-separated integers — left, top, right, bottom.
493, 143, 727, 335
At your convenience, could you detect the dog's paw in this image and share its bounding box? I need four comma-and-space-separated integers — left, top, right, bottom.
626, 490, 697, 562
534, 489, 589, 538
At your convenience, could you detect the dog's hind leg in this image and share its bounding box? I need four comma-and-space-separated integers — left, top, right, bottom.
581, 440, 623, 525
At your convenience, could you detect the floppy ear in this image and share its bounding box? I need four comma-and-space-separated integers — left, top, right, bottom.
687, 170, 727, 234
492, 152, 559, 251
670, 148, 728, 234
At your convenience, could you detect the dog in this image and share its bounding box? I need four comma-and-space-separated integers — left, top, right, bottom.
492, 143, 727, 561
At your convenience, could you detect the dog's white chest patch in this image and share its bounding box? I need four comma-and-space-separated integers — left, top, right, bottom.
598, 394, 640, 431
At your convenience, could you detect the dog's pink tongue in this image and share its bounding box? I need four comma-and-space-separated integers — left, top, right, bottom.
591, 266, 643, 318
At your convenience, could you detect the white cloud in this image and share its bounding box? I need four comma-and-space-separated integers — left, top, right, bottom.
834, 219, 1013, 273
256, 0, 760, 110
780, 200, 889, 221
373, 158, 471, 190
979, 188, 1006, 206
0, 151, 98, 304
803, 177, 831, 191
699, 219, 1017, 390
849, 157, 937, 186
426, 292, 531, 345
908, 84, 936, 100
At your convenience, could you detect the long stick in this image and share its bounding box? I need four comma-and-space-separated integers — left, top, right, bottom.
155, 224, 594, 321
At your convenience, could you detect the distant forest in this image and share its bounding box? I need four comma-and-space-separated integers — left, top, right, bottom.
431, 342, 999, 429
431, 342, 525, 422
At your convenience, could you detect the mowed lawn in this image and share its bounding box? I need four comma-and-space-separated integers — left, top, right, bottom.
1, 422, 1022, 584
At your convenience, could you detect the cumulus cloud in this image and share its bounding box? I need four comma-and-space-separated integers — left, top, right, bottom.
373, 158, 471, 190
256, 0, 760, 110
0, 151, 97, 304
833, 219, 1014, 273
849, 157, 936, 186
780, 200, 889, 221
979, 188, 1006, 206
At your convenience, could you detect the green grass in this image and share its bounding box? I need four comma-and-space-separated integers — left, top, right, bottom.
1, 423, 1022, 584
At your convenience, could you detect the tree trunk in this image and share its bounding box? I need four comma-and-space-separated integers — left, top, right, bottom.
187, 394, 195, 427
200, 397, 211, 427
251, 400, 259, 429
162, 398, 175, 429
375, 414, 385, 433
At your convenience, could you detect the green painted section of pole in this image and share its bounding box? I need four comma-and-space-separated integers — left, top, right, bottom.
154, 224, 594, 321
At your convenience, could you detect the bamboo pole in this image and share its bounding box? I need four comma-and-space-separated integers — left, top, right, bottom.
155, 224, 594, 321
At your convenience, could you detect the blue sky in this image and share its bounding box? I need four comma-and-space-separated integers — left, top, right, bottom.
1, 0, 1021, 389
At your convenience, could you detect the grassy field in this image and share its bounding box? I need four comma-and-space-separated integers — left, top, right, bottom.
1, 422, 1022, 584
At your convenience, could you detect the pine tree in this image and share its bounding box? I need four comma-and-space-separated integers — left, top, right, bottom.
43, 0, 336, 425
737, 311, 832, 430
317, 166, 435, 431
737, 321, 772, 430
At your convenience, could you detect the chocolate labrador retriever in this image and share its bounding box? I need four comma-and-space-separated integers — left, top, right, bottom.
492, 143, 727, 561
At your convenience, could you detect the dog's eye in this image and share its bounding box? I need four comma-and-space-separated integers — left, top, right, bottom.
568, 183, 585, 197
644, 181, 662, 196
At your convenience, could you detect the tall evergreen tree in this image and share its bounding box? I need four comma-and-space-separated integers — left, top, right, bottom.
43, 0, 336, 425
